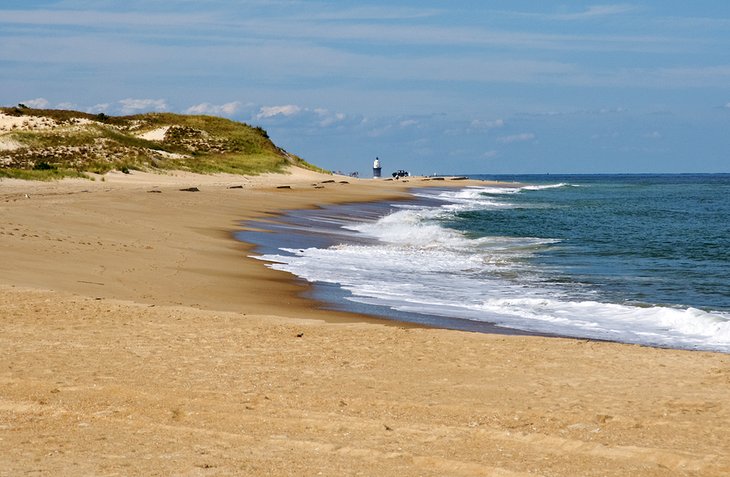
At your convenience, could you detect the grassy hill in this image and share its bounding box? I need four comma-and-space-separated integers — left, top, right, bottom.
0, 105, 327, 180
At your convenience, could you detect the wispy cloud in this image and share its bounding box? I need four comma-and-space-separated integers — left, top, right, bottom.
552, 5, 638, 21
497, 133, 535, 144
300, 6, 441, 21
654, 15, 730, 30
314, 108, 347, 127
0, 3, 704, 99
469, 118, 505, 132
56, 102, 78, 110
0, 5, 681, 56
227, 20, 677, 54
653, 65, 730, 88
0, 8, 213, 29
88, 103, 111, 114
186, 101, 242, 117
256, 104, 302, 120
119, 98, 168, 115
22, 98, 50, 108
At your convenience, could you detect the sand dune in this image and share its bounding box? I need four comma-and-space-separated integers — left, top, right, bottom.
136, 125, 170, 141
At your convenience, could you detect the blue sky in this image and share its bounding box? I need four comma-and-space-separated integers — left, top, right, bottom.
2, 1, 730, 175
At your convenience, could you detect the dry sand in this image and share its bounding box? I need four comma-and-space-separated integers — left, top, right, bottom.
1, 168, 728, 476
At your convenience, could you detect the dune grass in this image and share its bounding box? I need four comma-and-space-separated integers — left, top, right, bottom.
1, 107, 329, 179
155, 152, 289, 175
0, 167, 89, 181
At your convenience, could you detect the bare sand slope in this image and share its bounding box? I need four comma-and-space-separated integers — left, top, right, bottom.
1, 169, 728, 476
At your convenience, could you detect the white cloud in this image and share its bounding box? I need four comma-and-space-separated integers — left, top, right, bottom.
399, 119, 419, 128
0, 8, 209, 30
314, 108, 347, 127
497, 133, 535, 144
0, 5, 656, 56
119, 98, 168, 115
482, 150, 498, 158
725, 102, 730, 109
643, 131, 662, 139
553, 5, 638, 21
23, 98, 50, 108
87, 103, 110, 114
302, 6, 440, 22
322, 113, 346, 127
56, 102, 78, 110
598, 107, 627, 114
652, 66, 730, 88
185, 101, 241, 117
254, 104, 348, 127
469, 118, 504, 131
367, 124, 393, 138
256, 104, 301, 120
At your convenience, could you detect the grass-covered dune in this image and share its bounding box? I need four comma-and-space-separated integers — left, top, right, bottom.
0, 105, 326, 180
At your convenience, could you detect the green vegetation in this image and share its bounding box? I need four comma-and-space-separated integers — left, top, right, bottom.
0, 167, 88, 181
0, 107, 329, 179
155, 152, 289, 175
3, 105, 100, 122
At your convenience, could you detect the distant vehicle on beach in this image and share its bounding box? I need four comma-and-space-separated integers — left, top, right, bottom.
392, 170, 409, 179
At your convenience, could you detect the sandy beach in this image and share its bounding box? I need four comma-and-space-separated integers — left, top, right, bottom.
1, 168, 728, 476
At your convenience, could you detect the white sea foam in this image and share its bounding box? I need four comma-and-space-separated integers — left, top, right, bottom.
254, 185, 730, 353
521, 183, 572, 191
412, 188, 517, 210
345, 208, 473, 249
413, 183, 575, 210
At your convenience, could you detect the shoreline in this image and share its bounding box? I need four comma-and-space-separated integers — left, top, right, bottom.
0, 168, 422, 318
240, 192, 561, 338
1, 168, 729, 476
240, 184, 729, 352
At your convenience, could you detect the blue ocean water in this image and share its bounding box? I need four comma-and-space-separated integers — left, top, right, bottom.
460, 174, 730, 312
251, 174, 730, 352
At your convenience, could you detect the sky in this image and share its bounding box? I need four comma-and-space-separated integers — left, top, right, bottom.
2, 1, 730, 175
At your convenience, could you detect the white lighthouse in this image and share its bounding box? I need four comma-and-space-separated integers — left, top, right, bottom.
373, 157, 382, 178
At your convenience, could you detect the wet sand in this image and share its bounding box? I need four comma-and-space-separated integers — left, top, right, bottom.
1, 168, 728, 476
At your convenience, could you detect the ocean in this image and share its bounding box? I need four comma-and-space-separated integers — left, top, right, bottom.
241, 174, 730, 353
